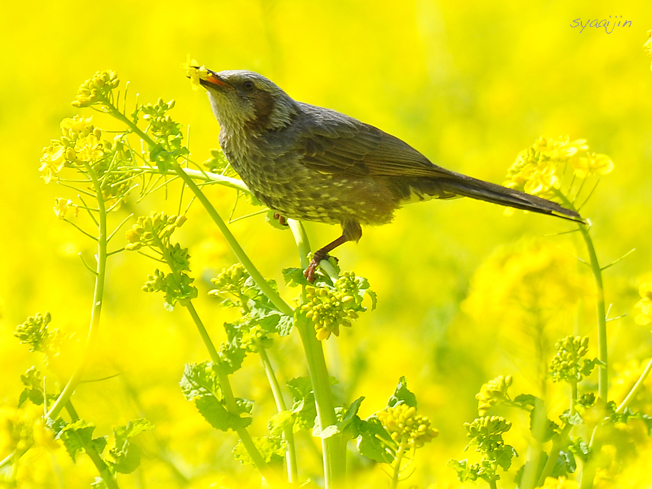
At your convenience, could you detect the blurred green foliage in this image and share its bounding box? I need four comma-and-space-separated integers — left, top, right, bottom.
1, 0, 652, 487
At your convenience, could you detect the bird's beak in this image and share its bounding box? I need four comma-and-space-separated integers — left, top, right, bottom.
199, 69, 232, 90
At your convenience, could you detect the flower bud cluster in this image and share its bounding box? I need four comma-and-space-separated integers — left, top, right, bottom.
139, 99, 180, 138
635, 283, 652, 326
465, 416, 512, 452
504, 136, 613, 199
549, 335, 590, 384
72, 70, 119, 108
125, 212, 187, 251
476, 375, 513, 416
210, 263, 250, 298
376, 403, 439, 449
14, 312, 60, 356
301, 284, 359, 341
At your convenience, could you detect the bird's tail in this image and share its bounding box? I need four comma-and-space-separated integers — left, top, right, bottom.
432, 172, 583, 223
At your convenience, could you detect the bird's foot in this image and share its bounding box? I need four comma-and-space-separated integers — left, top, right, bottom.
304, 250, 337, 283
273, 213, 288, 226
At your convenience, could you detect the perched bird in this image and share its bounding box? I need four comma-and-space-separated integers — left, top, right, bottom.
196, 69, 582, 280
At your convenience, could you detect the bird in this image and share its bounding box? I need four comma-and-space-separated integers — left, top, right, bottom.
196, 69, 582, 281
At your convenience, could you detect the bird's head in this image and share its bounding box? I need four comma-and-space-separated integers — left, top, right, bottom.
199, 69, 298, 134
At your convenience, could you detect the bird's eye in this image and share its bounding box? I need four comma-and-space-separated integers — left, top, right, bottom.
243, 81, 255, 91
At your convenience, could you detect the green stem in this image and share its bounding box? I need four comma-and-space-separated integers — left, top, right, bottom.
65, 403, 120, 489
170, 161, 294, 316
489, 480, 498, 489
47, 163, 108, 420
289, 220, 347, 487
151, 233, 271, 479
257, 340, 299, 483
616, 357, 652, 413
389, 438, 407, 489
106, 100, 292, 316
571, 381, 578, 416
536, 424, 571, 487
555, 190, 608, 401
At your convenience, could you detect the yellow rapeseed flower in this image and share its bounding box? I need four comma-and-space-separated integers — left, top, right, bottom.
185, 58, 210, 91
505, 136, 613, 200
53, 197, 78, 220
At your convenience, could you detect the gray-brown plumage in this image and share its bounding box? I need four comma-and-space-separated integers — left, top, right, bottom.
199, 69, 582, 280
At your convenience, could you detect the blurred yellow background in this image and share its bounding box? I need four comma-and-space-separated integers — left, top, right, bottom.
1, 0, 651, 487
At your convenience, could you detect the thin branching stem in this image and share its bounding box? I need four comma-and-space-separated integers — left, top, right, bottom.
554, 190, 608, 401
47, 162, 108, 420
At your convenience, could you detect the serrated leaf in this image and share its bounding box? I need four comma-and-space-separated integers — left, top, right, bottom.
277, 315, 294, 336
58, 420, 97, 462
340, 397, 364, 431
195, 394, 252, 431
268, 411, 294, 437
388, 376, 417, 408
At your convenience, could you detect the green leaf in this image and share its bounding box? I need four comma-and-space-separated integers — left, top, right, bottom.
195, 394, 252, 431
180, 363, 251, 431
268, 411, 294, 437
388, 376, 417, 408
448, 459, 480, 482
340, 397, 364, 432
356, 416, 396, 464
277, 315, 294, 336
233, 436, 285, 466
495, 445, 517, 470
57, 420, 98, 462
282, 267, 311, 288
287, 377, 317, 431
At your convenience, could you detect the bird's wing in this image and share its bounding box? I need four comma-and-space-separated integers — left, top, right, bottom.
296, 104, 450, 178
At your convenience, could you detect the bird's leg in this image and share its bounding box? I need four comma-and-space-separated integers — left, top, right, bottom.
273, 212, 288, 226
304, 220, 362, 282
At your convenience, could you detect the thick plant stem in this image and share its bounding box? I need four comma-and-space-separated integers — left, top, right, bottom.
555, 191, 608, 401
47, 164, 108, 420
289, 219, 347, 487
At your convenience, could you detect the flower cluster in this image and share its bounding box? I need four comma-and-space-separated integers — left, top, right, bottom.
465, 416, 513, 453
301, 285, 358, 340
72, 70, 119, 108
138, 99, 180, 139
634, 283, 652, 326
504, 136, 613, 199
476, 375, 513, 416
549, 335, 596, 384
39, 116, 108, 183
376, 403, 438, 449
125, 212, 187, 251
14, 312, 61, 357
